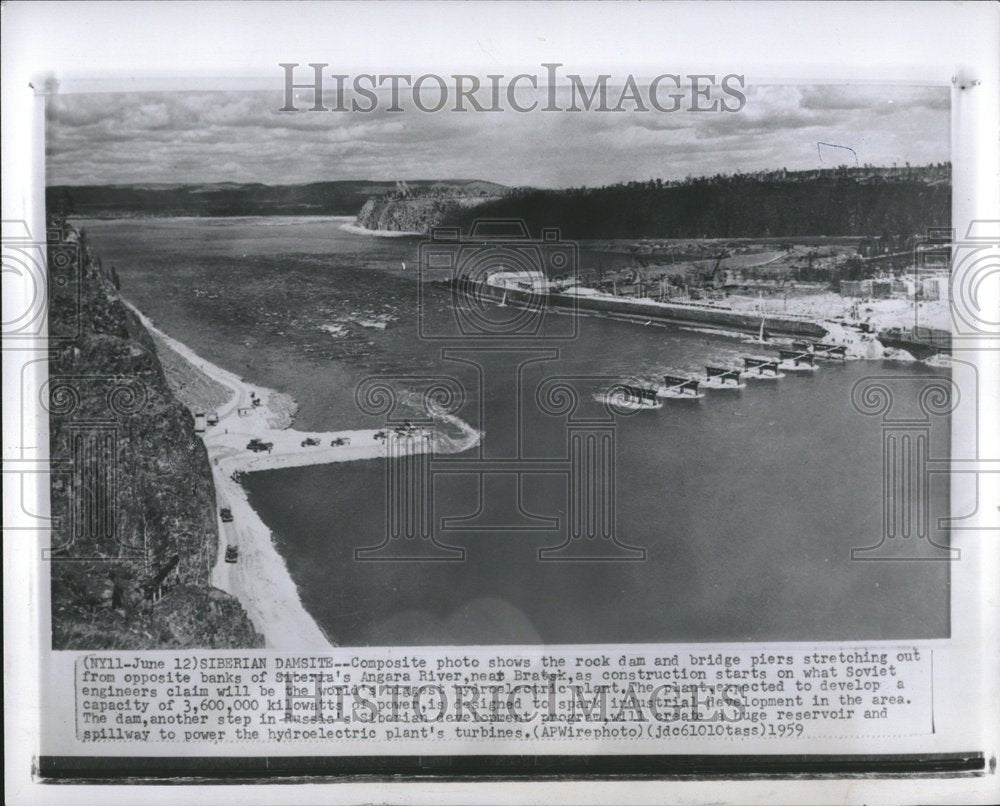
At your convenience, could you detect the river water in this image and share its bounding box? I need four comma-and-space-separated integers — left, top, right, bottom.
80, 216, 951, 645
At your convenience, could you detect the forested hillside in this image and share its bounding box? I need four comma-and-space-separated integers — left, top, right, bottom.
448, 166, 951, 238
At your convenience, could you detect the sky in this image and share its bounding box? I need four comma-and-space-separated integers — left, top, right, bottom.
45, 82, 950, 188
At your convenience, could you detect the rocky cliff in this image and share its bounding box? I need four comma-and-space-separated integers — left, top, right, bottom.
353, 190, 503, 234
353, 197, 458, 233
47, 221, 262, 649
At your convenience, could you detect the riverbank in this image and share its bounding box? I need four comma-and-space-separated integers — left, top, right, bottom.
339, 221, 421, 238
128, 303, 481, 649
481, 275, 954, 361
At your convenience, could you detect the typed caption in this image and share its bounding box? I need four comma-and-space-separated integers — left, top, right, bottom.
74, 647, 932, 747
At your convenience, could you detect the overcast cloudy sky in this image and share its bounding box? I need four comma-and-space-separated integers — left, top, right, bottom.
46, 83, 949, 188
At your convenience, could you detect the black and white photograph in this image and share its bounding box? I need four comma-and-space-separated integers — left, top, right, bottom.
3, 1, 998, 802
44, 80, 957, 650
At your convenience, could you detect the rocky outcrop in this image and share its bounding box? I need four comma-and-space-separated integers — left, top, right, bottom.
47, 221, 262, 649
354, 195, 495, 234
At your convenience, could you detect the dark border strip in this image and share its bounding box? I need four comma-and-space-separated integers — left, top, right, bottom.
37, 752, 986, 783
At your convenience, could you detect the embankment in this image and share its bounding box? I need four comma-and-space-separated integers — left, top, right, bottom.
136, 307, 481, 648
47, 222, 262, 650
469, 280, 830, 340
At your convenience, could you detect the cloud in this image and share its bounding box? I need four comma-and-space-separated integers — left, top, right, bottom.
799, 84, 949, 112
45, 84, 949, 188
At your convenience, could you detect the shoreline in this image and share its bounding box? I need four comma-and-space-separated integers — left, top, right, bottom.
483, 280, 905, 361
127, 285, 941, 648
338, 221, 422, 238
127, 302, 481, 649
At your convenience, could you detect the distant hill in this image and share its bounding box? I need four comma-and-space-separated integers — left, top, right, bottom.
46, 179, 508, 218
50, 165, 952, 239
358, 164, 952, 238
447, 165, 952, 239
